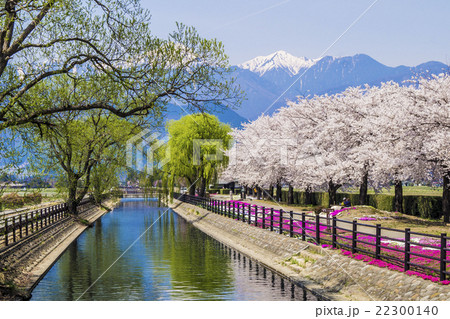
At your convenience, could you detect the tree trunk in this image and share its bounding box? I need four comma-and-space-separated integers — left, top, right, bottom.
189, 181, 196, 196
288, 184, 294, 205
198, 177, 206, 197
305, 185, 312, 205
394, 180, 403, 214
328, 179, 341, 207
67, 183, 78, 215
359, 170, 369, 205
276, 181, 282, 202
443, 173, 450, 223
256, 186, 262, 200
269, 185, 274, 199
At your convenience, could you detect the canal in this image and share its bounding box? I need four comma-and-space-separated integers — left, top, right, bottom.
31, 198, 319, 301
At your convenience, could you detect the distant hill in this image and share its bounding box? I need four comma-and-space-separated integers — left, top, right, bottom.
233, 51, 449, 120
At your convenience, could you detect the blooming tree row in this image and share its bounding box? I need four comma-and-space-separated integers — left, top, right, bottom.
222, 74, 450, 222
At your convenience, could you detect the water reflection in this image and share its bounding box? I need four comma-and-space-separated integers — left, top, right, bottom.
31, 198, 318, 301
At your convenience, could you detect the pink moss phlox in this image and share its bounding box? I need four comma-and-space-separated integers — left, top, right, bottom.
340, 250, 448, 284
330, 206, 356, 217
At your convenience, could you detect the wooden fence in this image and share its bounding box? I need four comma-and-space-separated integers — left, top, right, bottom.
0, 198, 92, 249
175, 193, 450, 281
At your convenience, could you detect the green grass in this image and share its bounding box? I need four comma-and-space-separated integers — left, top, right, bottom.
341, 186, 443, 197
2, 188, 60, 197
290, 186, 442, 197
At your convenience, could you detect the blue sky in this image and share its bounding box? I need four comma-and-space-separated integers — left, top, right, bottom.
142, 0, 450, 67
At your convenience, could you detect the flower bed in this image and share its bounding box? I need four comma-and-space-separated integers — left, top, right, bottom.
210, 199, 450, 284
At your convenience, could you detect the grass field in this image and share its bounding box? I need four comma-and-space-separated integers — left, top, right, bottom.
342, 186, 443, 197
1, 188, 62, 198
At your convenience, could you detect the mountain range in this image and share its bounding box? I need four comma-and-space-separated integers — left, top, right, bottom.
232, 51, 449, 120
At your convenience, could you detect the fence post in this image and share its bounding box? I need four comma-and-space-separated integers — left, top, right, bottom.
315, 213, 320, 244
376, 224, 381, 260
270, 208, 274, 232
262, 207, 266, 229
5, 219, 8, 246
352, 220, 357, 254
13, 216, 16, 242
40, 209, 43, 228
404, 228, 411, 272
279, 209, 283, 234
440, 233, 447, 281
233, 203, 236, 219
254, 205, 258, 226
19, 215, 23, 238
289, 211, 293, 237
332, 216, 337, 248
25, 214, 29, 236
237, 203, 240, 221
247, 205, 251, 225
301, 212, 306, 241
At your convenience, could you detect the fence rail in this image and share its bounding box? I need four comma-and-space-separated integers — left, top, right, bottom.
175, 193, 450, 282
0, 198, 92, 249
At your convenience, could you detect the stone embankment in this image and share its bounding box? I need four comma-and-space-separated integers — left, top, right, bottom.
0, 198, 120, 300
169, 200, 450, 301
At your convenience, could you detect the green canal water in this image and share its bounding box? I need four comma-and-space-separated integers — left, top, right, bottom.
30, 198, 319, 301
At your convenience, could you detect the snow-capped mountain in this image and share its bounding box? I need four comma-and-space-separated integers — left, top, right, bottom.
238, 50, 317, 76
232, 52, 449, 120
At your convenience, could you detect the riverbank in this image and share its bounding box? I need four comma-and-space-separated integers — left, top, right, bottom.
169, 199, 450, 301
0, 197, 121, 300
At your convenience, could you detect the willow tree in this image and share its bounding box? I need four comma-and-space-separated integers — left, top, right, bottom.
0, 0, 242, 131
28, 110, 141, 214
165, 114, 232, 197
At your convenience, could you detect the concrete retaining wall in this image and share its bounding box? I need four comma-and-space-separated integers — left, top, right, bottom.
170, 200, 450, 301
0, 198, 120, 300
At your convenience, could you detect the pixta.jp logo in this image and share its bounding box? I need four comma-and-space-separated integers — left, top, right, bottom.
126, 130, 168, 174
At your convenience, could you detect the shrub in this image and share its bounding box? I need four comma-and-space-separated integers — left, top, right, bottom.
1, 193, 24, 209
367, 194, 394, 211
23, 192, 42, 205
403, 195, 441, 219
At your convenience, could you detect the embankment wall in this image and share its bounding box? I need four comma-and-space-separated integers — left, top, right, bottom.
169, 200, 450, 301
0, 198, 120, 300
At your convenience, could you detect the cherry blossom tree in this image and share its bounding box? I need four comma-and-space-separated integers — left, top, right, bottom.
222, 74, 450, 221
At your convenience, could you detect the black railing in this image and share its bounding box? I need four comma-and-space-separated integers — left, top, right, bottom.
0, 198, 93, 249
174, 193, 450, 282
